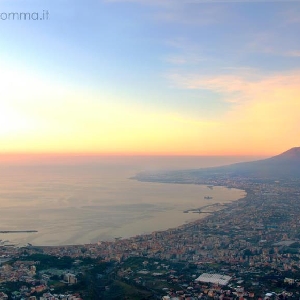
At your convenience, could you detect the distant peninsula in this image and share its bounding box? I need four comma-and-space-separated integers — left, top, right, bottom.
133, 147, 300, 184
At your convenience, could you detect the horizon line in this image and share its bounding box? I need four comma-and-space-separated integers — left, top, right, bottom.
0, 151, 279, 158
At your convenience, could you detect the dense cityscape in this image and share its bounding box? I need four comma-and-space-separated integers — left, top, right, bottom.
1, 0, 300, 298
1, 171, 300, 299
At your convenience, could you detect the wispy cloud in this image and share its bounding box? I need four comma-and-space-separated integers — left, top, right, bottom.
163, 52, 205, 66
281, 7, 300, 24
164, 55, 189, 65
167, 70, 300, 104
286, 51, 300, 57
165, 69, 300, 153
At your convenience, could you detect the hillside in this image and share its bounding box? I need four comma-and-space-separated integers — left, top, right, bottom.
134, 147, 300, 182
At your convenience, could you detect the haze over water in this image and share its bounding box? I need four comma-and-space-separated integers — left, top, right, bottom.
0, 156, 258, 246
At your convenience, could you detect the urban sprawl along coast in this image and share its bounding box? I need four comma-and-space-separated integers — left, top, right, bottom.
1, 173, 300, 300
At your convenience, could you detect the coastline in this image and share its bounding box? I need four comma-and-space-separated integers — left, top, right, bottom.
35, 184, 247, 248
75, 184, 246, 245
2, 183, 245, 247
34, 185, 249, 251
0, 161, 248, 247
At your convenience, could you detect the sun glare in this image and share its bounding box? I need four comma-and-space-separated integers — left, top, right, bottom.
0, 103, 35, 135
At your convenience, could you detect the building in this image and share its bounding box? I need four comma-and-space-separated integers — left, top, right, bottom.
195, 273, 232, 286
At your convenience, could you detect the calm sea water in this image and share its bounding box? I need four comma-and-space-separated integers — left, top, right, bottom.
0, 156, 258, 246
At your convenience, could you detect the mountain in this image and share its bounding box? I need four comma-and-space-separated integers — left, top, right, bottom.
214, 147, 300, 179
268, 147, 300, 161
135, 147, 300, 182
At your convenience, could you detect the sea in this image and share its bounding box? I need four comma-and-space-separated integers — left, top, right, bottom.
0, 156, 261, 246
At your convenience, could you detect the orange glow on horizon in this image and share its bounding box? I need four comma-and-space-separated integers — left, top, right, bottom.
0, 65, 299, 158
0, 148, 288, 161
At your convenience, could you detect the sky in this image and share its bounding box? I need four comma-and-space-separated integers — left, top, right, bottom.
0, 0, 300, 157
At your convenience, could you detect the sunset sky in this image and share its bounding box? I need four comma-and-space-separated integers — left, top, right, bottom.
0, 0, 300, 156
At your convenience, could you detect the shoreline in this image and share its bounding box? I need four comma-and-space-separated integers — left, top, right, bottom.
1, 164, 246, 247
26, 184, 247, 248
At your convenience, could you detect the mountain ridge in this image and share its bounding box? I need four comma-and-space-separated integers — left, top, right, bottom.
135, 147, 300, 182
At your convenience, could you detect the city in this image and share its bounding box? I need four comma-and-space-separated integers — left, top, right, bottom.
1, 173, 300, 299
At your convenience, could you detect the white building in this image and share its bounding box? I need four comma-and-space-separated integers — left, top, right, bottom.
195, 273, 232, 286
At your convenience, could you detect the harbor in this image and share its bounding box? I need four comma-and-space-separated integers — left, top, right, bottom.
183, 202, 229, 214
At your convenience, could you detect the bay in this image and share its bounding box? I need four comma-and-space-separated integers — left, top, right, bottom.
0, 156, 250, 246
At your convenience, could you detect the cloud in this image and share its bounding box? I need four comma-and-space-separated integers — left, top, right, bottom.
164, 55, 188, 65
285, 51, 300, 57
167, 70, 300, 102
2, 60, 298, 155
281, 6, 300, 24
166, 70, 300, 154
164, 53, 205, 66
167, 72, 258, 102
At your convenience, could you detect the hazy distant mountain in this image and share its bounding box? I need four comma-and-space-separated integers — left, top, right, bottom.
212, 147, 300, 179
135, 147, 300, 182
